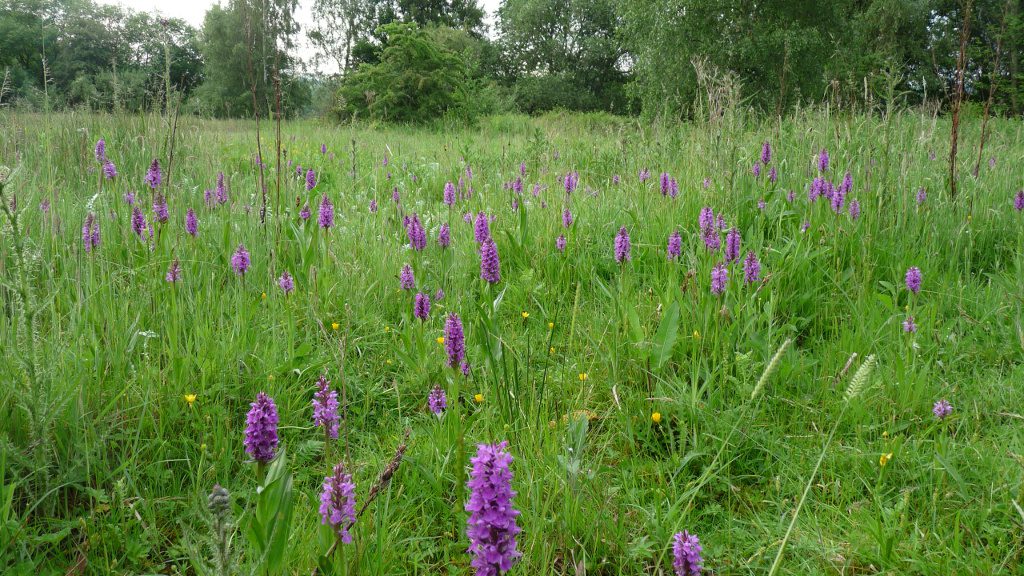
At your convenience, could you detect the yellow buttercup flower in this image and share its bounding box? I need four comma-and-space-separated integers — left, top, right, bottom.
693, 330, 701, 340
578, 372, 588, 382
267, 374, 274, 381
882, 431, 889, 439
548, 322, 554, 330
261, 292, 267, 300
331, 322, 340, 331
474, 393, 484, 403
879, 452, 893, 467
521, 311, 529, 319
436, 336, 445, 345
385, 325, 390, 333
651, 412, 662, 424
184, 394, 197, 407
549, 346, 555, 354
386, 359, 393, 365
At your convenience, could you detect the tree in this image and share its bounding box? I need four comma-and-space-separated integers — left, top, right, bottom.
496, 0, 628, 113
195, 0, 308, 117
334, 23, 476, 122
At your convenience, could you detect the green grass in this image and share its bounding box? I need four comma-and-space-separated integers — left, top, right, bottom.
1, 108, 1023, 575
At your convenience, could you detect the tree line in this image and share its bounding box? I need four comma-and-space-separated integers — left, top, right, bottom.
1, 0, 1021, 120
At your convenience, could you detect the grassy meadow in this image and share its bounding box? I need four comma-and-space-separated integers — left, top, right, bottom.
1, 109, 1023, 575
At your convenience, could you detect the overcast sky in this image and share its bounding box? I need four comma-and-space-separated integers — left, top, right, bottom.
97, 0, 501, 72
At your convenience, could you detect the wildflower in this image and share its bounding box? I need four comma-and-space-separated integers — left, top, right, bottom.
318, 195, 335, 229
743, 251, 761, 285
465, 441, 522, 575
932, 399, 953, 420
556, 234, 567, 252
651, 412, 662, 424
445, 313, 465, 368
480, 238, 501, 284
414, 292, 431, 321
547, 322, 554, 330
879, 452, 893, 467
406, 213, 426, 250
839, 171, 852, 195
102, 160, 117, 179
761, 140, 772, 165
669, 178, 679, 198
461, 361, 471, 377
131, 206, 147, 237
898, 314, 916, 333
702, 177, 710, 189
165, 258, 181, 283
437, 336, 445, 345
82, 213, 100, 253
710, 263, 728, 295
521, 311, 529, 319
231, 244, 250, 277
444, 181, 456, 206
578, 373, 588, 382
369, 199, 378, 213
698, 207, 715, 232
184, 208, 198, 237
278, 271, 294, 295
830, 185, 846, 214
905, 267, 922, 294
321, 143, 327, 154
145, 158, 162, 189
215, 172, 228, 204
299, 203, 311, 220
614, 226, 631, 263
438, 223, 451, 248
95, 138, 106, 161
724, 228, 741, 263
848, 199, 861, 221
672, 531, 703, 576
693, 330, 700, 339
563, 171, 578, 195
39, 199, 50, 214
332, 322, 340, 331
639, 168, 650, 182
817, 148, 829, 172
428, 385, 447, 416
660, 172, 671, 195
613, 174, 620, 185
751, 163, 761, 178
435, 288, 445, 301
474, 393, 484, 403
801, 221, 810, 233
391, 188, 400, 204
1014, 190, 1024, 211
562, 208, 573, 228
153, 194, 169, 223
184, 394, 197, 407
474, 212, 491, 244
400, 264, 415, 291
305, 169, 317, 191
786, 189, 795, 203
312, 374, 340, 439
768, 166, 777, 184
261, 292, 267, 300
319, 462, 356, 543
758, 198, 766, 210
244, 392, 279, 463
665, 230, 682, 260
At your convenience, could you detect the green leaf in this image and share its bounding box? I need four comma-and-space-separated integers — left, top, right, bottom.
650, 301, 680, 370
